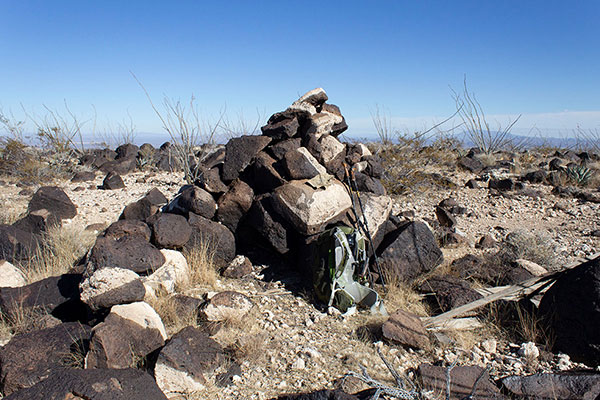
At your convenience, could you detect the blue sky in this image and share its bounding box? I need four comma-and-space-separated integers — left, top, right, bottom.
1, 1, 599, 143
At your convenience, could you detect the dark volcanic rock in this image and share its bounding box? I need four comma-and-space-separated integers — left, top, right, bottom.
539, 258, 600, 366
120, 197, 159, 221
186, 213, 236, 266
104, 219, 152, 241
353, 172, 386, 195
221, 135, 271, 182
151, 212, 192, 248
144, 188, 168, 206
87, 236, 165, 275
382, 309, 430, 349
12, 209, 53, 236
435, 205, 456, 228
99, 156, 136, 175
488, 178, 514, 191
115, 143, 140, 159
418, 275, 483, 313
502, 372, 600, 400
418, 363, 503, 400
166, 186, 217, 219
4, 368, 168, 400
101, 171, 125, 190
261, 110, 303, 140
377, 221, 443, 282
28, 186, 77, 223
247, 195, 292, 254
522, 170, 548, 184
216, 179, 254, 232
71, 170, 96, 183
0, 274, 84, 321
195, 166, 228, 195
251, 151, 286, 194
0, 322, 92, 395
269, 138, 302, 161
458, 156, 484, 173
0, 225, 39, 262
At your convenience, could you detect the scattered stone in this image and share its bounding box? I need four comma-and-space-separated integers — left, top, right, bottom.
186, 213, 236, 266
488, 178, 514, 191
458, 157, 484, 173
475, 234, 497, 249
246, 194, 293, 254
222, 255, 252, 278
101, 171, 125, 190
154, 326, 226, 397
105, 219, 152, 241
518, 342, 540, 360
12, 209, 54, 235
418, 275, 483, 313
28, 186, 77, 223
382, 309, 430, 349
515, 258, 548, 276
80, 267, 145, 311
465, 179, 480, 189
418, 364, 503, 400
435, 205, 457, 228
166, 185, 217, 219
71, 170, 96, 183
200, 291, 254, 323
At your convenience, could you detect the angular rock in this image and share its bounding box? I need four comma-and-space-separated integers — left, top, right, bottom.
143, 249, 190, 298
86, 301, 167, 369
222, 255, 252, 279
0, 322, 92, 395
418, 363, 503, 400
28, 186, 77, 223
144, 187, 168, 206
70, 170, 96, 183
319, 135, 346, 165
271, 180, 352, 236
382, 309, 430, 349
488, 178, 514, 191
99, 156, 136, 175
353, 193, 392, 251
115, 143, 139, 159
0, 225, 39, 262
151, 212, 192, 248
322, 104, 348, 136
458, 156, 484, 173
465, 179, 480, 189
418, 275, 483, 313
155, 326, 226, 397
186, 213, 236, 266
0, 274, 84, 321
247, 195, 292, 254
269, 138, 302, 161
166, 185, 217, 219
502, 372, 600, 400
283, 147, 328, 180
200, 291, 253, 323
435, 205, 457, 228
377, 221, 443, 282
304, 109, 345, 139
539, 258, 600, 366
221, 135, 271, 182
261, 110, 303, 140
475, 234, 497, 249
0, 260, 26, 288
120, 197, 159, 221
80, 267, 145, 311
87, 236, 165, 275
289, 88, 328, 114
195, 166, 228, 195
353, 172, 386, 196
216, 179, 254, 232
101, 171, 125, 190
105, 219, 152, 241
515, 258, 548, 276
11, 209, 54, 236
4, 368, 168, 400
251, 151, 286, 193
522, 170, 548, 184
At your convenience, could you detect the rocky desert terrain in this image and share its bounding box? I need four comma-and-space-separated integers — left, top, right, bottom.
0, 88, 599, 399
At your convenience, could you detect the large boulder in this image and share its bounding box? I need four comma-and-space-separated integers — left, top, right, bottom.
376, 221, 443, 282
99, 156, 136, 175
150, 212, 192, 248
269, 138, 302, 161
186, 213, 236, 266
0, 322, 92, 395
4, 368, 168, 400
165, 185, 217, 219
195, 166, 228, 195
539, 258, 600, 366
115, 143, 139, 159
353, 193, 393, 251
221, 135, 271, 182
86, 301, 167, 369
247, 195, 293, 254
154, 326, 226, 397
418, 275, 483, 313
27, 186, 77, 223
104, 219, 152, 241
271, 179, 352, 236
120, 197, 159, 221
86, 236, 165, 275
12, 209, 54, 236
199, 291, 254, 323
80, 267, 145, 311
0, 274, 84, 321
216, 179, 254, 232
251, 151, 286, 194
261, 110, 304, 140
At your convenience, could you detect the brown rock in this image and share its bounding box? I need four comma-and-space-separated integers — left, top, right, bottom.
382, 309, 430, 349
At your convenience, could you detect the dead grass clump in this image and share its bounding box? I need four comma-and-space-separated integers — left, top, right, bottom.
213, 307, 267, 363
500, 230, 556, 270
146, 295, 201, 337
381, 272, 429, 317
474, 152, 497, 167
0, 304, 52, 342
181, 241, 219, 290
21, 225, 96, 283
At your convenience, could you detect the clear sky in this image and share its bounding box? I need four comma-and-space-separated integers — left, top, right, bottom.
1, 0, 599, 143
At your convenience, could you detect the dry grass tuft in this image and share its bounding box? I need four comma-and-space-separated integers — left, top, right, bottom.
213, 307, 267, 363
0, 304, 52, 343
147, 294, 201, 337
181, 240, 219, 291
20, 224, 96, 283
381, 272, 429, 317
